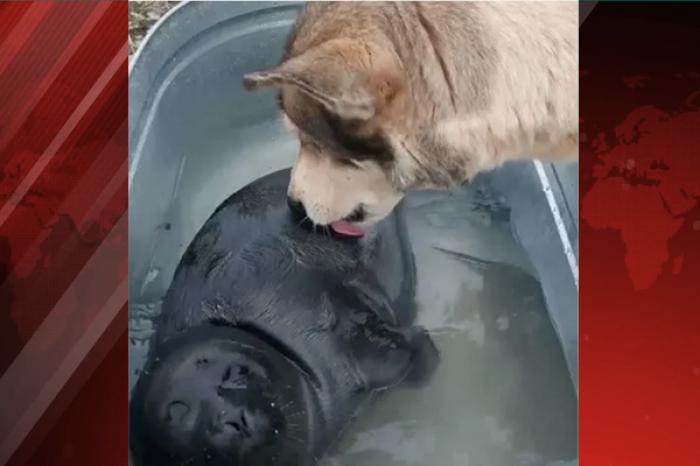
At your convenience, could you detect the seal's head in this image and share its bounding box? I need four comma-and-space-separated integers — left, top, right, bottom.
130, 324, 315, 466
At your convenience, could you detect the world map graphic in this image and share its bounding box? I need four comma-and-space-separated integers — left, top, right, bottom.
581, 73, 700, 289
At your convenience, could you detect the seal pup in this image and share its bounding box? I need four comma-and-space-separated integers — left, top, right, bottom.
129, 169, 438, 466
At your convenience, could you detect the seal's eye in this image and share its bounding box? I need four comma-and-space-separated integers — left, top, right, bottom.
223, 365, 250, 380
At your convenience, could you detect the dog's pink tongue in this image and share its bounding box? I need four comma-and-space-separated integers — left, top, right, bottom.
330, 221, 365, 237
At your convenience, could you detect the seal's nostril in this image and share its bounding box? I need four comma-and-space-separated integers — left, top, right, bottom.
223, 412, 253, 438
166, 401, 190, 424
222, 365, 232, 383
287, 197, 307, 220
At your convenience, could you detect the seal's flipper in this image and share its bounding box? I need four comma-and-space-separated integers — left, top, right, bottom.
350, 324, 439, 391
363, 202, 417, 326
333, 278, 439, 391
397, 327, 440, 389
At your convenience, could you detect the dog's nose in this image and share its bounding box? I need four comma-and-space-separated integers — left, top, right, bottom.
286, 197, 307, 221
346, 206, 366, 223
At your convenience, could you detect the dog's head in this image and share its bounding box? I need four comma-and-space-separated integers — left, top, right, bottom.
244, 38, 415, 236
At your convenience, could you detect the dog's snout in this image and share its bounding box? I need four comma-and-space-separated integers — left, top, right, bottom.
287, 196, 307, 220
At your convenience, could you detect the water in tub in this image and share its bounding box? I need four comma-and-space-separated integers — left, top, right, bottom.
129, 122, 577, 466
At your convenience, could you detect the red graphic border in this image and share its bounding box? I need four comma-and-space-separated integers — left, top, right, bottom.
0, 2, 127, 465
580, 3, 700, 466
1, 2, 699, 466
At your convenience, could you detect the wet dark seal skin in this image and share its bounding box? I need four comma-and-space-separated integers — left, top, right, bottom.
129, 169, 439, 466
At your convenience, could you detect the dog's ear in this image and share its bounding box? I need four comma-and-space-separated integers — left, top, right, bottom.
243, 39, 400, 121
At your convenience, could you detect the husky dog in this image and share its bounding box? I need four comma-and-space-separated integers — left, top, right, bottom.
244, 1, 577, 236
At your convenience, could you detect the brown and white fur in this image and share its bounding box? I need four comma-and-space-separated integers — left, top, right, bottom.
244, 1, 578, 231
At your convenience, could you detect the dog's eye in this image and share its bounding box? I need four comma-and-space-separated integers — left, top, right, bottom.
337, 158, 360, 169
